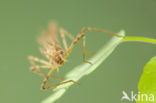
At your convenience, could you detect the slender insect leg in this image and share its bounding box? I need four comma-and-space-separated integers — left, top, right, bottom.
60, 28, 68, 51
64, 33, 84, 58
29, 55, 59, 77
64, 33, 92, 64
41, 67, 80, 90
29, 65, 53, 85
61, 28, 93, 57
82, 36, 92, 64
30, 65, 51, 76
28, 56, 62, 80
79, 28, 123, 64
32, 67, 64, 80
28, 56, 64, 86
28, 56, 51, 76
30, 65, 64, 86
60, 28, 75, 40
65, 27, 123, 64
28, 56, 50, 65
50, 76, 64, 81
32, 67, 54, 84
80, 27, 123, 37
41, 67, 57, 90
44, 80, 80, 90
28, 55, 52, 75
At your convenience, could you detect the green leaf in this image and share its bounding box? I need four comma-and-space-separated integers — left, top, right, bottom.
137, 56, 156, 103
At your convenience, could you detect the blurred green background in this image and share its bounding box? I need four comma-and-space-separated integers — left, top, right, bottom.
0, 0, 156, 103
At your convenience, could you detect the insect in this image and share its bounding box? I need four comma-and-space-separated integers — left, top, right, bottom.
28, 22, 123, 90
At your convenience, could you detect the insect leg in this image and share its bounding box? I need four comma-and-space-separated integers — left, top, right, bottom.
28, 56, 61, 79
64, 33, 92, 64
61, 28, 93, 57
80, 28, 123, 64
41, 67, 80, 90
28, 55, 52, 75
65, 27, 123, 64
80, 27, 123, 37
44, 80, 80, 90
31, 65, 64, 79
64, 33, 84, 58
60, 28, 68, 51
82, 36, 92, 64
28, 56, 51, 76
30, 65, 51, 76
41, 67, 57, 90
28, 56, 50, 65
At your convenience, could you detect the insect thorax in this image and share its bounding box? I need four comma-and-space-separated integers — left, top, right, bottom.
54, 50, 65, 66
43, 41, 65, 66
47, 46, 65, 66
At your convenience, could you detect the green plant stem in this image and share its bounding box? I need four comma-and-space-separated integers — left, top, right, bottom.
122, 36, 156, 44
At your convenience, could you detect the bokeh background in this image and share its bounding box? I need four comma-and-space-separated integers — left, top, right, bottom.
0, 0, 156, 103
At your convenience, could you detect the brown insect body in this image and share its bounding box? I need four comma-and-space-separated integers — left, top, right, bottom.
52, 49, 65, 66
39, 23, 66, 66
43, 43, 65, 66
